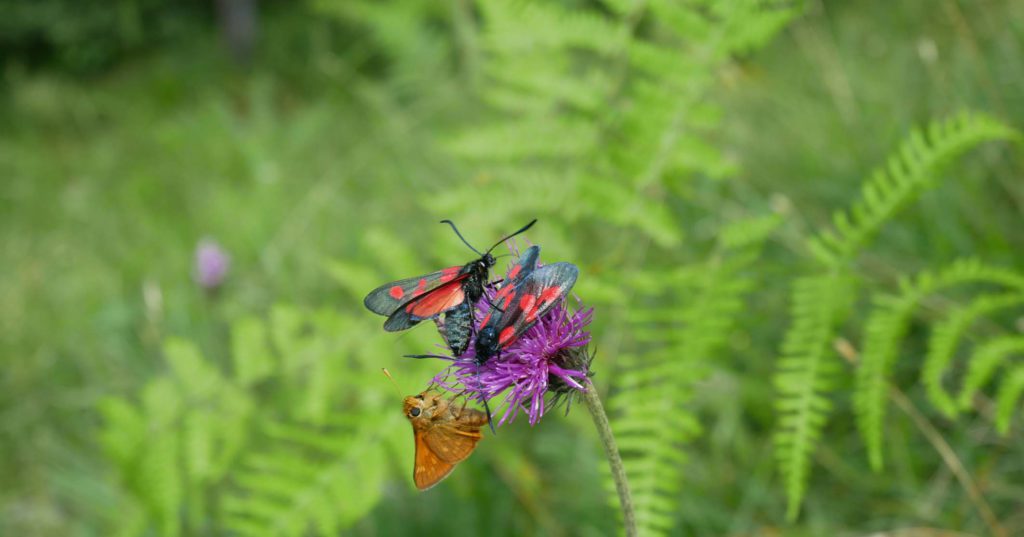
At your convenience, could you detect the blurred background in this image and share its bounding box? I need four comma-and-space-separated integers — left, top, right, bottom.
2, 0, 1024, 535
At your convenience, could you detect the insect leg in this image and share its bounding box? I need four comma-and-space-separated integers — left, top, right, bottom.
478, 365, 496, 435
482, 297, 505, 313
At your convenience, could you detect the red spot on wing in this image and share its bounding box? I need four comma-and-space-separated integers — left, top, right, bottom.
439, 266, 461, 283
502, 294, 513, 308
389, 286, 404, 299
481, 313, 492, 326
406, 281, 466, 317
520, 293, 536, 315
495, 285, 512, 300
498, 326, 516, 345
413, 278, 428, 296
538, 286, 562, 305
528, 287, 564, 322
508, 264, 522, 280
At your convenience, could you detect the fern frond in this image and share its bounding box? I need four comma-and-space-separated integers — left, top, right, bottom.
856, 259, 1024, 470
860, 260, 1024, 469
807, 113, 1020, 267
854, 293, 910, 472
435, 0, 797, 249
221, 416, 393, 537
922, 293, 1024, 417
99, 308, 389, 537
718, 213, 783, 250
957, 336, 1024, 410
138, 378, 185, 537
996, 365, 1024, 434
773, 271, 854, 521
479, 0, 620, 57
613, 237, 764, 536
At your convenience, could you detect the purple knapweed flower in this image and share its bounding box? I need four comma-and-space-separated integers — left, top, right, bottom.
429, 249, 593, 426
194, 238, 230, 290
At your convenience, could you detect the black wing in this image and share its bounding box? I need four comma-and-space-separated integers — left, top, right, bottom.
363, 265, 464, 317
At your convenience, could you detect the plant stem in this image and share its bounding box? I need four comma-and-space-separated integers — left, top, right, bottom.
582, 381, 637, 537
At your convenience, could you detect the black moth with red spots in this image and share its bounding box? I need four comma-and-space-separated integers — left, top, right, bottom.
474, 261, 579, 364
362, 219, 537, 356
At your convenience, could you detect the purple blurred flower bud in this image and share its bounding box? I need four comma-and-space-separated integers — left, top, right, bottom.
194, 238, 230, 290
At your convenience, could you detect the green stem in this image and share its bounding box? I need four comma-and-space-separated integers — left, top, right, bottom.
582, 382, 637, 537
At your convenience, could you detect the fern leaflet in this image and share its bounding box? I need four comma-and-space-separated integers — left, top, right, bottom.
856, 260, 1024, 470
996, 366, 1024, 434
958, 336, 1024, 411
612, 229, 767, 536
807, 112, 1020, 267
221, 416, 394, 537
773, 271, 854, 520
922, 293, 1024, 418
777, 112, 1020, 518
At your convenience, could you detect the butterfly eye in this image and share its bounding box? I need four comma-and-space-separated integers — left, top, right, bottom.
415, 394, 424, 400
409, 407, 421, 417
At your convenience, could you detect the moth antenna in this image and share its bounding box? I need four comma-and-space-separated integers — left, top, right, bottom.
485, 218, 537, 254
404, 353, 455, 361
381, 368, 404, 397
440, 220, 484, 256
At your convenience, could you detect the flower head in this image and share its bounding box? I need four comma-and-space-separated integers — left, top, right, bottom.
194, 238, 230, 290
430, 249, 593, 426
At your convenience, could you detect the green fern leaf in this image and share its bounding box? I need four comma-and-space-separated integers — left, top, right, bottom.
996, 365, 1024, 434
773, 271, 854, 521
856, 260, 1024, 470
613, 234, 765, 536
958, 336, 1024, 410
221, 416, 393, 537
807, 113, 1020, 267
922, 293, 1024, 417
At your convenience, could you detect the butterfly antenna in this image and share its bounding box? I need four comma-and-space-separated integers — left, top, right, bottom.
484, 218, 537, 254
381, 368, 404, 397
440, 220, 484, 256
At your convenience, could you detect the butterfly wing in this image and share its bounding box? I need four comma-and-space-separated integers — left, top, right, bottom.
363, 266, 464, 317
422, 407, 488, 463
412, 429, 457, 490
484, 262, 579, 348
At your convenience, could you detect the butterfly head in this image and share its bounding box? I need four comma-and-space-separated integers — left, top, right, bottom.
403, 391, 445, 421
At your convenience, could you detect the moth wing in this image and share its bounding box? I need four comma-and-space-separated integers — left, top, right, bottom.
383, 277, 468, 332
487, 262, 579, 348
363, 266, 463, 317
482, 245, 541, 327
412, 429, 457, 490
504, 245, 540, 283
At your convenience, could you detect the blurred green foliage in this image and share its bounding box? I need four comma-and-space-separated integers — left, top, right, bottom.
0, 0, 209, 73
2, 1, 1024, 536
